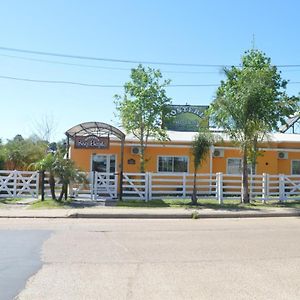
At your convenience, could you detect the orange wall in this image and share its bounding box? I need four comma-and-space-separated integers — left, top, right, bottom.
70, 141, 300, 175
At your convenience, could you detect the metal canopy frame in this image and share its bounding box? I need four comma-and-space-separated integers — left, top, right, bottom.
65, 122, 126, 201
279, 114, 300, 133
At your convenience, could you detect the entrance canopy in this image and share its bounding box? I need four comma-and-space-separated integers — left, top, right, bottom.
65, 122, 126, 200
65, 121, 125, 141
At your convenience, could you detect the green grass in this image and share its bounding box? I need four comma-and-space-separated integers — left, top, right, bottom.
30, 198, 73, 209
117, 198, 300, 210
0, 198, 26, 204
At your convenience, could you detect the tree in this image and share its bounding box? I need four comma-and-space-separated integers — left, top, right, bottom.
31, 114, 57, 142
0, 139, 5, 169
209, 49, 299, 203
115, 64, 172, 172
32, 150, 86, 201
5, 135, 48, 170
191, 131, 213, 205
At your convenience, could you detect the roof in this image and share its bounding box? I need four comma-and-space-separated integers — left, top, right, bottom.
125, 131, 300, 144
66, 122, 125, 140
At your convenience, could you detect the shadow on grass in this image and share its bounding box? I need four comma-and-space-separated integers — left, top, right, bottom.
117, 199, 171, 208
116, 199, 261, 210
117, 198, 300, 211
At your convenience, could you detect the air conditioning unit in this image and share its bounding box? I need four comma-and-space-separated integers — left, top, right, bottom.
213, 149, 224, 157
131, 147, 141, 155
278, 151, 288, 159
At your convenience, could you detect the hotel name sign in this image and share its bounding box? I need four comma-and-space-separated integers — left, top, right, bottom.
74, 135, 109, 149
165, 105, 209, 132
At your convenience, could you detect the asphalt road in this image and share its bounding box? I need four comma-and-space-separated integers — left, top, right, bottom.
0, 230, 51, 300
0, 218, 299, 300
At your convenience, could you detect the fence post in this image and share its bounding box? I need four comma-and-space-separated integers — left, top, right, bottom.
40, 171, 45, 201
183, 173, 186, 198
262, 173, 269, 203
279, 174, 285, 202
90, 171, 95, 201
13, 170, 17, 198
148, 172, 152, 201
216, 172, 223, 204
145, 172, 149, 202
115, 173, 118, 200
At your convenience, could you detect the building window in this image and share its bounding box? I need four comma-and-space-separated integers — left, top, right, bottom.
227, 158, 255, 174
158, 156, 188, 173
227, 158, 242, 174
292, 160, 300, 175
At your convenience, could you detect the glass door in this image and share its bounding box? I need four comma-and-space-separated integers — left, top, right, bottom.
91, 155, 116, 173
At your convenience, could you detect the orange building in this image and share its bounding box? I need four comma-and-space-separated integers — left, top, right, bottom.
66, 123, 300, 177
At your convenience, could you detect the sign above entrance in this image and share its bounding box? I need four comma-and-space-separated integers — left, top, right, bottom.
74, 135, 109, 149
164, 105, 209, 132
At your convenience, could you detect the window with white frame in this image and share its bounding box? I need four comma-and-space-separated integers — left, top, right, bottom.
158, 156, 188, 173
227, 158, 242, 174
292, 160, 300, 175
227, 158, 255, 174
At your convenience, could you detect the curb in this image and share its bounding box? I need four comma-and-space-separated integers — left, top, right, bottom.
0, 211, 299, 219
69, 213, 191, 219
68, 212, 300, 219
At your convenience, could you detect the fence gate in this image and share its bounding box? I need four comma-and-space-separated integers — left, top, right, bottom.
92, 172, 118, 200
0, 170, 39, 198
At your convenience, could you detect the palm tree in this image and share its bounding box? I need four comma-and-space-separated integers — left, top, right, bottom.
191, 132, 213, 205
31, 153, 57, 200
52, 156, 87, 201
32, 151, 86, 201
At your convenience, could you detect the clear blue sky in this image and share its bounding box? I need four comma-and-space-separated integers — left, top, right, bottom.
1, 0, 299, 142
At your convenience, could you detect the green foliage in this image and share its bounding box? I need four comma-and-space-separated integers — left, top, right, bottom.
191, 132, 213, 172
191, 131, 213, 204
33, 150, 86, 201
115, 64, 172, 172
4, 135, 48, 170
209, 49, 299, 202
0, 139, 5, 169
210, 49, 298, 148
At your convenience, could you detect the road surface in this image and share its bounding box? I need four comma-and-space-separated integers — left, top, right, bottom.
0, 217, 299, 299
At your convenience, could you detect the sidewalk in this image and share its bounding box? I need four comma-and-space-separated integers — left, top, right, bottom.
0, 206, 300, 219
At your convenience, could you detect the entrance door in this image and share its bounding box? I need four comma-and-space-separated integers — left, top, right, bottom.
91, 155, 117, 199
91, 155, 116, 173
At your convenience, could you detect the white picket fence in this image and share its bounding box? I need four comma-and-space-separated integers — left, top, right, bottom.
121, 172, 300, 202
0, 170, 39, 198
1, 170, 300, 202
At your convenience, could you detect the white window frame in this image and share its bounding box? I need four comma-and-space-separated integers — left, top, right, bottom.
291, 160, 300, 175
226, 158, 242, 175
90, 154, 117, 173
226, 157, 255, 175
157, 155, 189, 173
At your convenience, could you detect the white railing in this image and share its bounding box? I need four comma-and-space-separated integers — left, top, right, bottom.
121, 172, 300, 202
0, 170, 39, 198
2, 170, 300, 202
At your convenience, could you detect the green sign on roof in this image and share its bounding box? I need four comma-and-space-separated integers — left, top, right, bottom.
164, 105, 209, 132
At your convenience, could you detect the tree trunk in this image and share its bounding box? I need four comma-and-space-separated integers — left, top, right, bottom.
49, 173, 56, 200
191, 170, 197, 205
241, 149, 249, 203
64, 183, 68, 201
58, 183, 67, 201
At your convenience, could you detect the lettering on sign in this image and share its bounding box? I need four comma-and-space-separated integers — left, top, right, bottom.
164, 105, 209, 132
74, 135, 109, 149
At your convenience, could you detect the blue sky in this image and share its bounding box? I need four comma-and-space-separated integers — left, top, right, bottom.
1, 0, 300, 141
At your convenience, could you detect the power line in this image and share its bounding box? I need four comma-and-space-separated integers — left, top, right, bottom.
0, 75, 122, 88
0, 53, 221, 74
0, 46, 231, 68
0, 74, 299, 88
0, 75, 220, 87
0, 46, 299, 71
